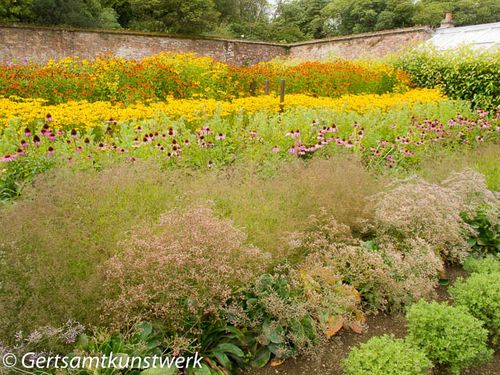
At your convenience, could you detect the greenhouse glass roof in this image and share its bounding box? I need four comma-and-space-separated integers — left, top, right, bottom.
429, 22, 500, 50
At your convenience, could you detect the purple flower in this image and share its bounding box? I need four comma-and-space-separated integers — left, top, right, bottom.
1, 154, 15, 162
41, 124, 50, 136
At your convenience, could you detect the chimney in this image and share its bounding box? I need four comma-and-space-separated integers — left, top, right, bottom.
440, 12, 454, 28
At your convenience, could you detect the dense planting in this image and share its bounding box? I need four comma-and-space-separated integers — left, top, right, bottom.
2, 93, 498, 201
0, 52, 499, 374
0, 53, 405, 104
397, 47, 500, 109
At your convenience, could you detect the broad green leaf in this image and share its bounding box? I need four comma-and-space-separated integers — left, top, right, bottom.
252, 348, 271, 368
213, 343, 245, 357
213, 351, 231, 369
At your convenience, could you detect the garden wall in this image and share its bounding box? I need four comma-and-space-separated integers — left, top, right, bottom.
289, 27, 432, 60
0, 25, 432, 65
0, 25, 287, 65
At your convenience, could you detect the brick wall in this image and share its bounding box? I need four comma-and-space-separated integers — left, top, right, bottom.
0, 25, 288, 65
0, 25, 432, 65
289, 27, 432, 60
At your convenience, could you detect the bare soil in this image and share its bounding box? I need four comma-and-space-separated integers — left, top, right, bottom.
246, 266, 499, 375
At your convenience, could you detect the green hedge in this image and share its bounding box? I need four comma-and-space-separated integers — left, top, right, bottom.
396, 47, 500, 109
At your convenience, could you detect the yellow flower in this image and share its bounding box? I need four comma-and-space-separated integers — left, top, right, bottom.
0, 89, 445, 131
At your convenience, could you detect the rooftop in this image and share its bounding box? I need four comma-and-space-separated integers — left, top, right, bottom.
429, 22, 500, 50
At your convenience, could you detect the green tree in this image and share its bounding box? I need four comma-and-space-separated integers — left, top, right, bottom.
0, 0, 34, 22
322, 0, 415, 35
103, 0, 133, 27
270, 0, 330, 41
211, 0, 271, 40
31, 0, 119, 28
127, 0, 220, 34
413, 0, 500, 27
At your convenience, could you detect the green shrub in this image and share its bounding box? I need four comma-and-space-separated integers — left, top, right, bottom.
396, 47, 500, 109
406, 300, 493, 374
463, 255, 500, 274
449, 272, 500, 340
341, 335, 432, 375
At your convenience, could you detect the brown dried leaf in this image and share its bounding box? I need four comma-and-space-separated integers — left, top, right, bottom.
270, 358, 286, 367
325, 315, 344, 338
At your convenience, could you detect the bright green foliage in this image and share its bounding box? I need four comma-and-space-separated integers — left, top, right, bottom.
341, 335, 432, 375
396, 47, 500, 109
463, 255, 500, 274
406, 300, 493, 374
449, 272, 500, 340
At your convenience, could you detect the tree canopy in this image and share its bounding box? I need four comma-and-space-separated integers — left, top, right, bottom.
1, 0, 499, 41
